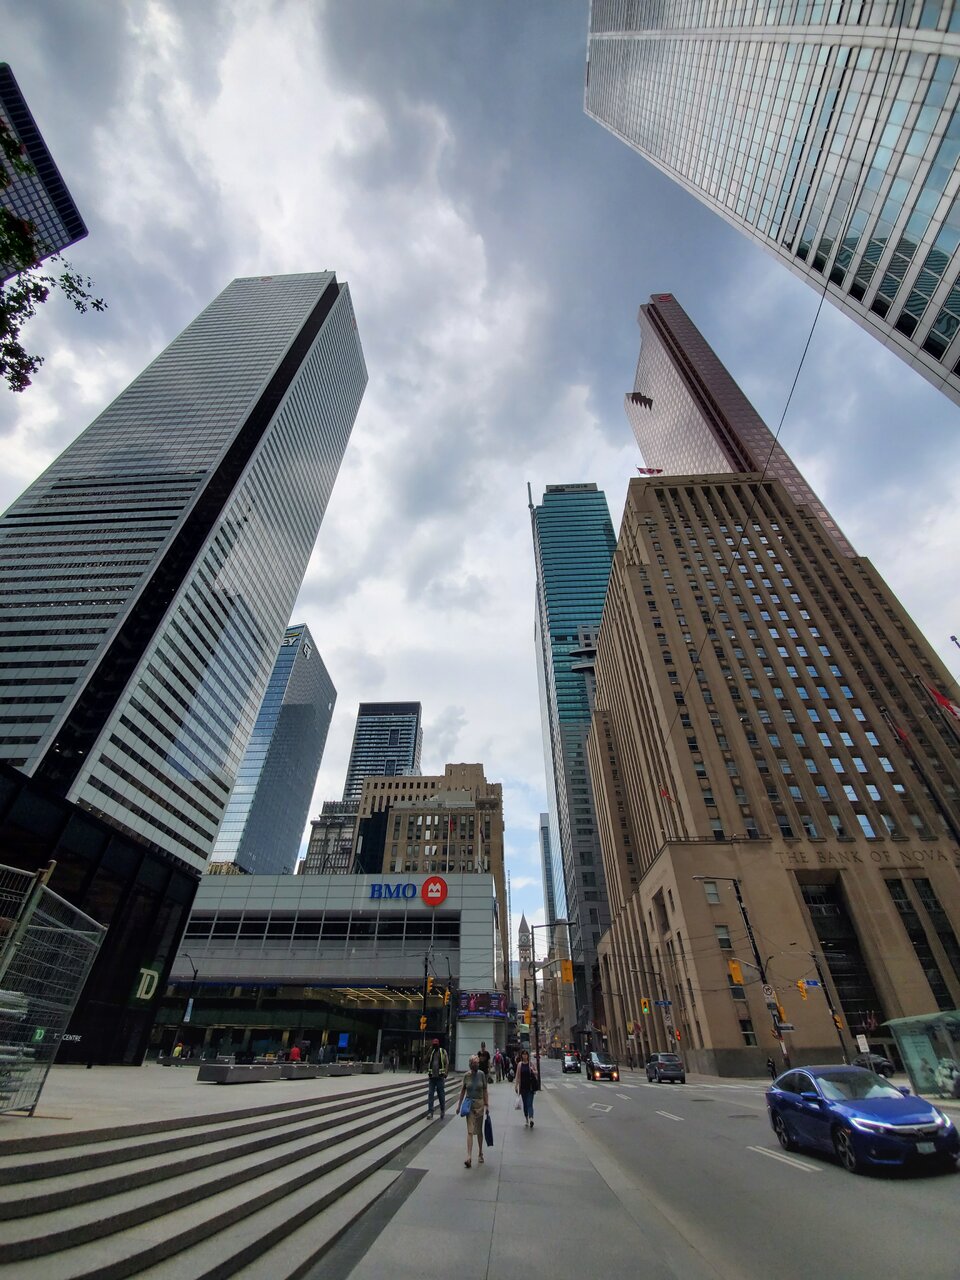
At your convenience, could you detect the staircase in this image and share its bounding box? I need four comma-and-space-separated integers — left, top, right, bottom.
0, 1075, 425, 1279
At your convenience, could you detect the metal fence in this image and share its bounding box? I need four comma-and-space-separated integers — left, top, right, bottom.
0, 862, 106, 1115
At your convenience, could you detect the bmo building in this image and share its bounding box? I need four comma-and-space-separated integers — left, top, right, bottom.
154, 873, 506, 1070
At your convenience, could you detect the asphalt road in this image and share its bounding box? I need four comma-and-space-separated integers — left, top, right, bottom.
539, 1059, 959, 1280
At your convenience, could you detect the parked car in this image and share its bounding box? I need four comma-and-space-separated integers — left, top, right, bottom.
646, 1052, 686, 1083
852, 1052, 895, 1077
585, 1051, 619, 1082
562, 1052, 581, 1074
766, 1065, 958, 1174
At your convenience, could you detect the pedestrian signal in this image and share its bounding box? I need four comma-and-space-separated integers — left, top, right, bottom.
796, 979, 807, 1000
419, 1015, 427, 1031
641, 998, 650, 1015
674, 1029, 681, 1041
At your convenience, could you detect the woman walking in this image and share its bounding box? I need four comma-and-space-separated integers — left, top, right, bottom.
457, 1054, 490, 1167
515, 1049, 539, 1127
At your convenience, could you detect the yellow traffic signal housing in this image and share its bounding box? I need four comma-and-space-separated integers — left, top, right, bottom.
560, 959, 574, 984
426, 975, 434, 994
797, 979, 808, 1000
727, 959, 744, 985
833, 1014, 844, 1030
524, 1008, 532, 1025
641, 998, 650, 1015
443, 988, 450, 1006
419, 1015, 427, 1031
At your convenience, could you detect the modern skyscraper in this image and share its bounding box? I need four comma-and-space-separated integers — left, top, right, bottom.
529, 483, 617, 1033
0, 272, 366, 1061
342, 702, 423, 803
0, 63, 87, 275
209, 623, 335, 876
588, 474, 960, 1075
585, 11, 960, 405
538, 811, 558, 936
626, 293, 853, 555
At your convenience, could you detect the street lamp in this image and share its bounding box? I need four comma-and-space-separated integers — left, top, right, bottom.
692, 875, 789, 1066
177, 952, 200, 1060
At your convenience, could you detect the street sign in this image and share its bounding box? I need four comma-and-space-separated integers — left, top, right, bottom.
803, 979, 821, 988
778, 1023, 796, 1032
856, 1034, 870, 1053
662, 1010, 674, 1026
654, 999, 672, 1007
761, 984, 775, 999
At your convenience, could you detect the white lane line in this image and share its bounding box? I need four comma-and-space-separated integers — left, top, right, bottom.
746, 1145, 821, 1173
562, 1083, 577, 1089
655, 1110, 683, 1121
616, 1092, 631, 1100
543, 1082, 557, 1091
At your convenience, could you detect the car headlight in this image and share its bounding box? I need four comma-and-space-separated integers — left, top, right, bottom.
849, 1116, 886, 1133
935, 1110, 953, 1130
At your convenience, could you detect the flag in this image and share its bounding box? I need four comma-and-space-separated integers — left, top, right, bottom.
659, 785, 672, 802
926, 683, 960, 720
636, 467, 663, 475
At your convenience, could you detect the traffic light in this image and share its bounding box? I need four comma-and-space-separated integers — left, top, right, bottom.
641, 998, 650, 1015
674, 1029, 681, 1042
426, 975, 434, 994
727, 959, 744, 985
419, 1015, 427, 1031
796, 979, 808, 1000
524, 1008, 532, 1025
832, 1014, 843, 1030
443, 988, 450, 1006
560, 959, 574, 984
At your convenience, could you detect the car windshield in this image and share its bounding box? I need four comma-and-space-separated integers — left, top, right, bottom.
815, 1070, 902, 1101
594, 1055, 615, 1066
659, 1055, 681, 1063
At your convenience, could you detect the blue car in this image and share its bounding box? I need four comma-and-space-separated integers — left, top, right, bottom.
766, 1065, 959, 1174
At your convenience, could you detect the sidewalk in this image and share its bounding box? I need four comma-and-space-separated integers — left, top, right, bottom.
342, 1076, 725, 1280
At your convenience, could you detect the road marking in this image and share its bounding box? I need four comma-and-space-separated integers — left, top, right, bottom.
746, 1145, 821, 1173
589, 1102, 613, 1113
616, 1092, 631, 1100
655, 1110, 683, 1121
562, 1083, 577, 1089
543, 1082, 557, 1090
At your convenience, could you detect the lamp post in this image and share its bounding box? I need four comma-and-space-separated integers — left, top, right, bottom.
693, 875, 789, 1066
791, 943, 849, 1063
177, 952, 199, 1060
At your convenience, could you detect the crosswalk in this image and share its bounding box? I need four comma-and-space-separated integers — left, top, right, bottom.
544, 1079, 764, 1093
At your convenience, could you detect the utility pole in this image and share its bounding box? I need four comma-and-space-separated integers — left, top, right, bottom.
803, 947, 849, 1063
419, 951, 429, 1070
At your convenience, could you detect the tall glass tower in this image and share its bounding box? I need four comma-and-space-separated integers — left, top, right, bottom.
529, 483, 616, 1032
585, 7, 960, 405
209, 623, 335, 876
0, 272, 367, 877
342, 702, 423, 802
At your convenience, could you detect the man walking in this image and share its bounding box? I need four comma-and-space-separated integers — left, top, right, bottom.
425, 1038, 448, 1119
477, 1041, 491, 1080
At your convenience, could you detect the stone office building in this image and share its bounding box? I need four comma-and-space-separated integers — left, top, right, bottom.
588, 475, 960, 1076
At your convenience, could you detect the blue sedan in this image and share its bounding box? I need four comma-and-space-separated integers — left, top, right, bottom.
766, 1065, 959, 1174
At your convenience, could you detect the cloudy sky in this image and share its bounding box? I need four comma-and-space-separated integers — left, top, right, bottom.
3, 1, 960, 952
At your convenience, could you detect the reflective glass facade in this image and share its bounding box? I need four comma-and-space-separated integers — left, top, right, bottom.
0, 63, 87, 276
530, 484, 616, 1019
210, 623, 335, 876
342, 703, 423, 803
627, 293, 854, 555
0, 273, 367, 876
586, 5, 960, 404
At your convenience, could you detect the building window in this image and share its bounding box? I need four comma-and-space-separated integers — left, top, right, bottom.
715, 924, 733, 950
739, 1019, 758, 1046
703, 879, 721, 904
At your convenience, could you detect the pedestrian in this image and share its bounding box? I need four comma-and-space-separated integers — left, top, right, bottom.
766, 1056, 777, 1080
424, 1038, 448, 1120
515, 1048, 539, 1127
477, 1041, 491, 1080
457, 1054, 490, 1167
288, 1044, 301, 1063
494, 1048, 503, 1082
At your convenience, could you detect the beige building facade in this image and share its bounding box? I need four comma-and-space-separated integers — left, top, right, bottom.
588, 476, 960, 1076
353, 763, 508, 992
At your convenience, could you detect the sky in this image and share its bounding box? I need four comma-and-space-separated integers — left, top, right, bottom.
2, 1, 960, 958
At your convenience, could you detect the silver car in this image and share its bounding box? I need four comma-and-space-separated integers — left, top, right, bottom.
646, 1052, 686, 1083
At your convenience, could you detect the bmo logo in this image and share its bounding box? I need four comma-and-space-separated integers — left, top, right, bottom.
422, 875, 448, 908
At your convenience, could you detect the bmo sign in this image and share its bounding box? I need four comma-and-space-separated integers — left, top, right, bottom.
369, 876, 448, 907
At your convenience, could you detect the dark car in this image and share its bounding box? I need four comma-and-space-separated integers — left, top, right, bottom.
852, 1052, 895, 1077
766, 1065, 959, 1174
646, 1052, 686, 1083
585, 1052, 619, 1082
562, 1052, 581, 1074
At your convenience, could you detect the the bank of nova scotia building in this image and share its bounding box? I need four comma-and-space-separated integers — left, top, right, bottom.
157, 873, 504, 1071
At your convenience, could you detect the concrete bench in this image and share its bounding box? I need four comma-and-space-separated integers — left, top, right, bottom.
360, 1062, 385, 1074
197, 1064, 282, 1084
279, 1063, 320, 1079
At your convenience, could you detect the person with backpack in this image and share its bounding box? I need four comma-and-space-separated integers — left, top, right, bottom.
424, 1038, 448, 1120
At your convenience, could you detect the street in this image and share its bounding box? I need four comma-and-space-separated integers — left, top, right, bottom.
539, 1058, 959, 1279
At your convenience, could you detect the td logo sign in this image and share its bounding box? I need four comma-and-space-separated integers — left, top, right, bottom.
422, 875, 448, 907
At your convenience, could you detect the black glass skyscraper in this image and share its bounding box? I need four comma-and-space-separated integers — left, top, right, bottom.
342, 703, 423, 802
